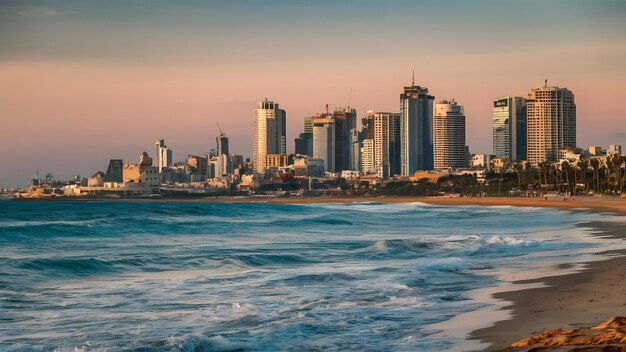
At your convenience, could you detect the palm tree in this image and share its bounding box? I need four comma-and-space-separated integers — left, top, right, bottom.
590, 158, 600, 193
579, 159, 589, 192
514, 163, 523, 190
611, 155, 624, 193
561, 161, 571, 195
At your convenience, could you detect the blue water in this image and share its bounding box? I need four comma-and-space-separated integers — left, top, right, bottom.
0, 201, 616, 351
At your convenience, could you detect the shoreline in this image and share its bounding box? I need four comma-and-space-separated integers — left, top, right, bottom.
8, 195, 626, 215
6, 196, 626, 350
470, 219, 626, 351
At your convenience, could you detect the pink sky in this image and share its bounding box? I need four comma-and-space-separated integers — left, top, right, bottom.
1, 1, 625, 186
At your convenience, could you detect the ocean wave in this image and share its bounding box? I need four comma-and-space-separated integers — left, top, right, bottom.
368, 234, 534, 255
0, 219, 104, 228
0, 344, 109, 352
18, 257, 119, 276
166, 334, 247, 352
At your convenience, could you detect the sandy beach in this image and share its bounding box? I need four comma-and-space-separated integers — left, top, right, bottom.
229, 196, 626, 350
11, 195, 626, 349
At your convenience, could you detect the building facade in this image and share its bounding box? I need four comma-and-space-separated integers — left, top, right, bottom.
361, 138, 374, 175
400, 84, 435, 174
155, 139, 172, 172
312, 116, 335, 173
369, 111, 401, 177
253, 98, 286, 174
434, 100, 467, 170
493, 97, 527, 161
608, 144, 622, 156
333, 107, 357, 172
526, 86, 576, 164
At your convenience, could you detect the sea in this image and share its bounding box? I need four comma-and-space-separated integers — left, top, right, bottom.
0, 200, 624, 352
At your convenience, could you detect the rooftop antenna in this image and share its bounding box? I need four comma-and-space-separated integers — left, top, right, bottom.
412, 69, 415, 86
325, 104, 329, 115
544, 78, 548, 88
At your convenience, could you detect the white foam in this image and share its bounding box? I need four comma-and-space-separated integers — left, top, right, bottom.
166, 334, 247, 352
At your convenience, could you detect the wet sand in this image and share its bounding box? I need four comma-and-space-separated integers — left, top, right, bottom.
248, 196, 626, 350
213, 195, 626, 215
13, 195, 626, 349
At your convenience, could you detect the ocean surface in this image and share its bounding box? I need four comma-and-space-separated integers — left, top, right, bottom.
0, 201, 622, 351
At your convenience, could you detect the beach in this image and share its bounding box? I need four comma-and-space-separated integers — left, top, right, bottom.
113, 195, 626, 350
225, 196, 626, 350
4, 196, 626, 350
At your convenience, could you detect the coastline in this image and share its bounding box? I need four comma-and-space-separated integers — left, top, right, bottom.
7, 196, 626, 350
155, 195, 626, 349
11, 195, 626, 215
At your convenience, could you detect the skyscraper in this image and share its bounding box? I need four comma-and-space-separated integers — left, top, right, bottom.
312, 116, 335, 173
361, 138, 374, 175
253, 98, 286, 174
368, 111, 401, 177
294, 132, 313, 156
400, 82, 435, 174
332, 107, 357, 172
217, 135, 229, 156
349, 128, 364, 171
493, 97, 527, 161
526, 85, 576, 164
434, 100, 467, 170
155, 139, 172, 172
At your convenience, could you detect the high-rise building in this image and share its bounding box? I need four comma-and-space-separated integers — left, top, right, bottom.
304, 116, 313, 134
295, 132, 313, 156
349, 128, 365, 171
361, 139, 374, 175
368, 111, 401, 177
400, 82, 435, 174
493, 97, 527, 161
434, 100, 467, 170
312, 116, 335, 173
333, 107, 357, 172
217, 134, 229, 156
253, 98, 286, 174
526, 85, 576, 164
155, 139, 172, 172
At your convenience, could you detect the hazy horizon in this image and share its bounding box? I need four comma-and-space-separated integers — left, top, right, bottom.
1, 0, 626, 186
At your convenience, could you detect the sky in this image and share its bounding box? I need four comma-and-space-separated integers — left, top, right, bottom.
1, 0, 625, 186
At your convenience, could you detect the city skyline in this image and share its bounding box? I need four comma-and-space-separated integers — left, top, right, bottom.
1, 0, 626, 186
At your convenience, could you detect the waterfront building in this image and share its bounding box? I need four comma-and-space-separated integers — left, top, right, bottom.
208, 154, 229, 178
333, 107, 358, 171
253, 98, 286, 174
104, 159, 123, 183
266, 154, 289, 169
312, 116, 335, 172
400, 82, 435, 174
186, 155, 208, 176
471, 154, 493, 170
361, 138, 374, 175
526, 85, 576, 164
493, 97, 527, 161
295, 132, 313, 156
434, 100, 467, 170
217, 135, 229, 156
368, 111, 401, 177
155, 139, 173, 172
608, 144, 622, 156
588, 146, 603, 156
349, 128, 365, 171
